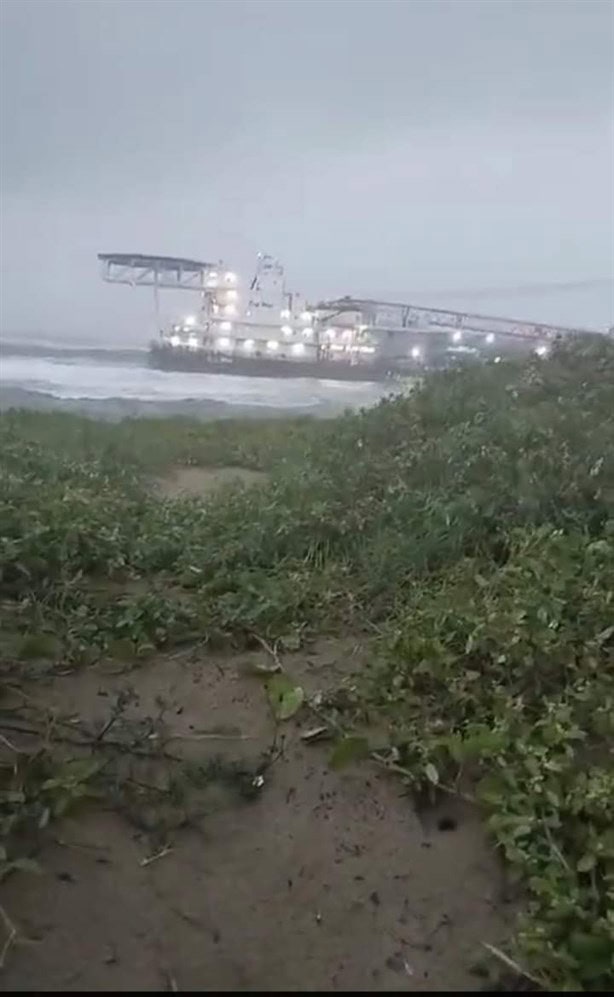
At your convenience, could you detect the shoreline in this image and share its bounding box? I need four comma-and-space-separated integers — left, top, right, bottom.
0, 385, 351, 421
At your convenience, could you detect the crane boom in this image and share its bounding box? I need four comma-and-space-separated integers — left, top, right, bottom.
314, 296, 601, 342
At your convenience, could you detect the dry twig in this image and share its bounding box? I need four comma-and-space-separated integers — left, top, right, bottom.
0, 903, 17, 970
140, 844, 173, 868
252, 634, 282, 671
482, 942, 543, 988
0, 732, 23, 754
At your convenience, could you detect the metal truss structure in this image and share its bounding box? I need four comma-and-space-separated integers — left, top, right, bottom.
313, 296, 597, 343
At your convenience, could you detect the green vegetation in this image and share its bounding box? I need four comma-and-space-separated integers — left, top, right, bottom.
1, 335, 613, 988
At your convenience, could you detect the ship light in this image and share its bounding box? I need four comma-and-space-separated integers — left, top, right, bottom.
172, 324, 181, 332
300, 311, 312, 323
452, 330, 462, 343
169, 334, 181, 348
187, 334, 199, 350
217, 336, 231, 350
224, 271, 237, 284
266, 339, 279, 351
535, 344, 549, 357
243, 338, 255, 351
485, 332, 495, 344
184, 315, 196, 328
208, 271, 219, 281
411, 346, 422, 360
291, 342, 305, 356
494, 355, 502, 364
225, 289, 238, 301
220, 321, 232, 332
281, 325, 293, 336
280, 309, 291, 320
224, 303, 237, 316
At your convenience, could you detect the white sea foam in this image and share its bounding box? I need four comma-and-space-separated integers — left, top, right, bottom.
1, 353, 388, 410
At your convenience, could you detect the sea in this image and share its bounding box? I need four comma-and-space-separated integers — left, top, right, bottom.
0, 336, 392, 419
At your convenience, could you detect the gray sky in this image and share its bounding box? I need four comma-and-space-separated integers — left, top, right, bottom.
1, 0, 613, 340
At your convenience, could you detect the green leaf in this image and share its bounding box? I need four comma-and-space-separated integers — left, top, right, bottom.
278, 685, 305, 720
53, 793, 72, 817
595, 624, 614, 646
425, 762, 439, 785
266, 673, 294, 702
576, 852, 597, 873
462, 728, 508, 759
445, 734, 464, 764
569, 932, 614, 980
107, 637, 137, 660
9, 857, 42, 875
0, 790, 25, 804
64, 758, 103, 783
476, 773, 509, 804
266, 674, 304, 720
19, 633, 61, 660
43, 757, 102, 791
329, 736, 370, 770
279, 631, 302, 652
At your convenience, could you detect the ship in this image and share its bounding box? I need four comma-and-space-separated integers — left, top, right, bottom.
148, 254, 410, 381
98, 252, 604, 381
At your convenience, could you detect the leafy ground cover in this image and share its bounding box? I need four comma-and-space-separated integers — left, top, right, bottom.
1, 335, 613, 988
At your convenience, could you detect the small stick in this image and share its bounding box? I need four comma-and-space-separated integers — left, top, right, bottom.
252, 634, 282, 671
542, 819, 570, 871
140, 844, 173, 868
162, 968, 179, 992
371, 754, 476, 804
0, 903, 17, 969
165, 732, 251, 742
0, 721, 39, 737
0, 732, 23, 753
482, 942, 543, 987
95, 714, 119, 743
54, 836, 111, 854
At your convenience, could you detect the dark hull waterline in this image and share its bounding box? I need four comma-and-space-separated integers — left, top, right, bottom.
148, 345, 410, 382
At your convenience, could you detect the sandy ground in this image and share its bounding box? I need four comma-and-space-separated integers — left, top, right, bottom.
1, 468, 512, 991
1, 636, 512, 993
155, 466, 268, 499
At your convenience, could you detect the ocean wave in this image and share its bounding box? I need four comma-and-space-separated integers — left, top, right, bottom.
1, 354, 386, 409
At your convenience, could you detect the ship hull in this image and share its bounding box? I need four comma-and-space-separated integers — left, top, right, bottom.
148, 343, 405, 382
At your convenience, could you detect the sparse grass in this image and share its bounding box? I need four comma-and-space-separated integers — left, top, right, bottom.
1, 334, 613, 988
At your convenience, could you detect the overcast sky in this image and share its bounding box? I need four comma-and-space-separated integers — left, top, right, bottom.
1, 0, 612, 340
